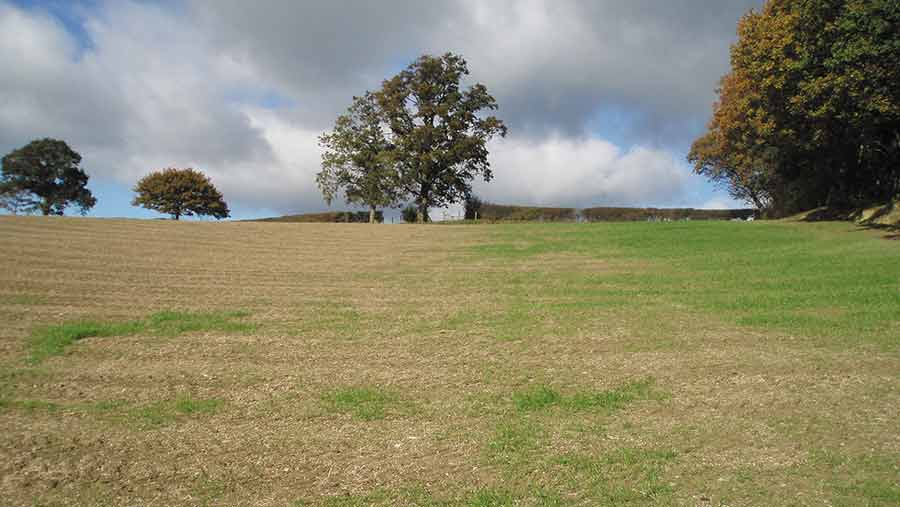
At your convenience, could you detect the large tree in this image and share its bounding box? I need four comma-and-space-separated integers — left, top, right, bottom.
1, 138, 96, 216
689, 0, 900, 216
376, 53, 507, 222
132, 168, 230, 220
317, 92, 401, 224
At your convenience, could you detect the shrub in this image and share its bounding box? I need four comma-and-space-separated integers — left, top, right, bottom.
464, 194, 484, 220
401, 205, 419, 223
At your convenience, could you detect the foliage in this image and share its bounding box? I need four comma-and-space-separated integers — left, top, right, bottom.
132, 168, 230, 220
401, 204, 418, 223
475, 203, 577, 222
689, 0, 900, 216
255, 211, 383, 223
317, 92, 401, 223
464, 194, 483, 220
0, 138, 96, 215
579, 206, 753, 222
376, 53, 507, 222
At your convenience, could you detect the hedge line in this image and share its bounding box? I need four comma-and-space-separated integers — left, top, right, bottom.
475, 203, 577, 221
580, 207, 755, 221
473, 203, 754, 222
253, 211, 384, 223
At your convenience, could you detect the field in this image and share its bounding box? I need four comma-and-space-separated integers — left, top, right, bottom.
0, 217, 898, 506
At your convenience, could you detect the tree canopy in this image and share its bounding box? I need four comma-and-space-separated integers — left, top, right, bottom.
377, 53, 507, 222
132, 168, 230, 220
1, 138, 96, 216
316, 53, 506, 223
689, 0, 900, 216
317, 92, 401, 224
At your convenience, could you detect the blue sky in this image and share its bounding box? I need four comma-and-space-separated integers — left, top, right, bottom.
1, 0, 761, 219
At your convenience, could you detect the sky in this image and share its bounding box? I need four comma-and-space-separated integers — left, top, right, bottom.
1, 0, 764, 220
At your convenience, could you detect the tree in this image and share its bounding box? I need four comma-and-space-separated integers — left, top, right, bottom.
1, 138, 96, 215
689, 0, 900, 215
376, 53, 507, 222
317, 92, 401, 224
464, 194, 483, 220
132, 168, 230, 220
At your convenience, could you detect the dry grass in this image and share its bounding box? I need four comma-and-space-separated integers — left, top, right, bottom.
0, 216, 897, 506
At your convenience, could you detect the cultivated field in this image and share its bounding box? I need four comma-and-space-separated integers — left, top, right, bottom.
0, 217, 898, 506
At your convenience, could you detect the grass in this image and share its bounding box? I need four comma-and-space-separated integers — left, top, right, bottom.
27, 320, 146, 364
132, 396, 224, 428
26, 309, 254, 364
513, 378, 663, 413
0, 398, 61, 413
0, 217, 897, 506
320, 387, 403, 421
470, 221, 900, 347
0, 394, 223, 429
488, 418, 543, 458
554, 447, 679, 504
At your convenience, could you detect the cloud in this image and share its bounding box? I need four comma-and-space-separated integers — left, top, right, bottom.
1, 0, 762, 216
188, 0, 762, 140
0, 1, 283, 209
699, 197, 745, 210
474, 136, 688, 208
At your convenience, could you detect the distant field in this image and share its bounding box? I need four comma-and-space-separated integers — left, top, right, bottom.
0, 217, 898, 506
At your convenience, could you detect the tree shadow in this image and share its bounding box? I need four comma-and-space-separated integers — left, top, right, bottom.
855, 223, 900, 240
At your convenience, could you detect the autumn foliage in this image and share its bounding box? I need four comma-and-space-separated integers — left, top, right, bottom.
132, 168, 229, 220
690, 0, 900, 216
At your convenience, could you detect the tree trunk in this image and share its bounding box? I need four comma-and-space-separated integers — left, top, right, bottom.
173, 211, 181, 221
40, 200, 51, 216
369, 206, 376, 224
417, 203, 429, 223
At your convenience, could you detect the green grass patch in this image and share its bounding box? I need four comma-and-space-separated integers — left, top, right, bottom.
808, 450, 900, 507
0, 397, 61, 413
512, 384, 562, 411
471, 222, 900, 347
146, 309, 253, 336
513, 378, 664, 414
552, 447, 678, 505
320, 386, 404, 421
27, 320, 146, 365
26, 309, 254, 364
488, 419, 543, 465
0, 394, 221, 428
130, 395, 223, 428
465, 488, 517, 507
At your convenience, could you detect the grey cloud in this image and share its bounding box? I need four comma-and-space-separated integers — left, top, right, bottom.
189, 0, 762, 142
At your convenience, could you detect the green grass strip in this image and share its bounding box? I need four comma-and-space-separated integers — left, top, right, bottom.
27, 310, 253, 364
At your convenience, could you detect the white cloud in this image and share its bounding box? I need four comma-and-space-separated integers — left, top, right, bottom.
699, 197, 746, 210
474, 136, 688, 208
